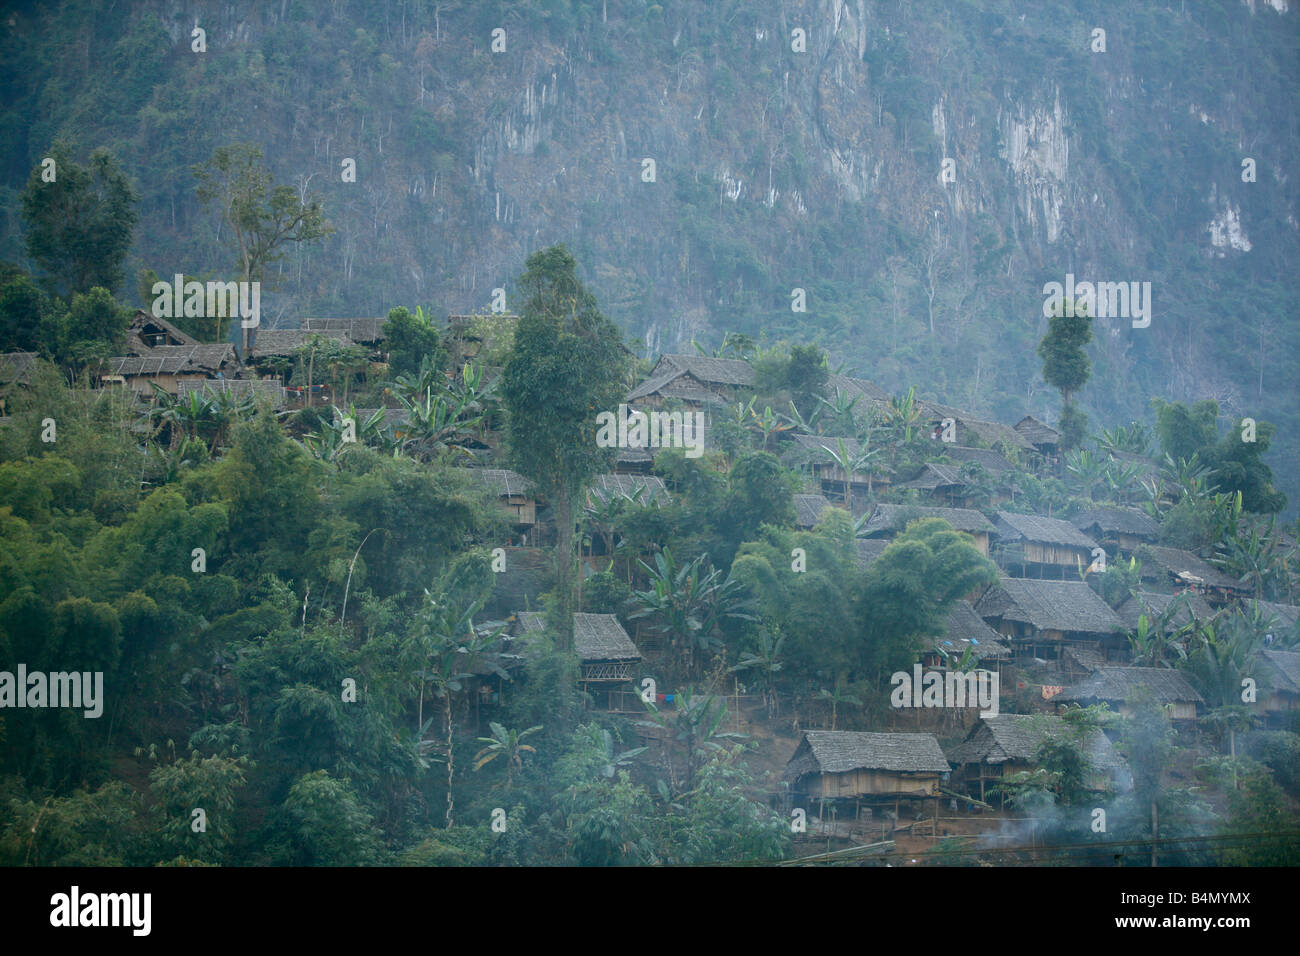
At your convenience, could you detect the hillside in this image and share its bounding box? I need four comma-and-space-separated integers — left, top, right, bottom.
1, 0, 1297, 507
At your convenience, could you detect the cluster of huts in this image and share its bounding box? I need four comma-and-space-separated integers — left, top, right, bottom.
6, 326, 1298, 821
0, 311, 394, 411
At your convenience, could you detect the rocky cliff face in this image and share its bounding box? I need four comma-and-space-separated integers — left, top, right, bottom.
1, 0, 1297, 496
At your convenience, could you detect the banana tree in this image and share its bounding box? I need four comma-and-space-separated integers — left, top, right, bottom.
628, 548, 755, 675
636, 689, 744, 799
886, 386, 927, 446
815, 387, 859, 435
728, 625, 786, 717
815, 675, 861, 730
748, 404, 792, 450
473, 722, 543, 791
404, 586, 510, 827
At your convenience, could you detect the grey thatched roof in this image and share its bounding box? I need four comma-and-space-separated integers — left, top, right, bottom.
100, 344, 238, 377
1260, 650, 1300, 695
657, 354, 755, 386
855, 538, 890, 569
1138, 545, 1243, 591
1116, 590, 1216, 632
783, 731, 950, 782
897, 462, 966, 490
514, 611, 641, 662
467, 468, 535, 497
249, 329, 355, 356
936, 601, 1011, 660
1062, 646, 1108, 674
946, 715, 1129, 784
573, 612, 641, 661
1071, 507, 1159, 539
1056, 666, 1204, 706
784, 433, 890, 473
942, 445, 1015, 474
127, 311, 200, 353
921, 402, 1033, 450
177, 378, 285, 406
995, 511, 1098, 549
974, 578, 1123, 635
588, 473, 671, 506
794, 493, 832, 528
1014, 415, 1060, 446
0, 351, 39, 386
1254, 600, 1300, 630
861, 503, 994, 536
824, 373, 892, 407
301, 316, 386, 342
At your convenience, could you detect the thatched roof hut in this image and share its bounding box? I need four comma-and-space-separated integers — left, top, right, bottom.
1055, 666, 1203, 719
1136, 545, 1245, 599
177, 378, 285, 407
947, 714, 1131, 801
783, 731, 950, 800
1014, 415, 1060, 450
626, 354, 753, 406
248, 328, 355, 357
975, 578, 1124, 659
929, 601, 1012, 666
860, 503, 995, 536
588, 473, 672, 506
97, 344, 240, 394
1115, 590, 1216, 633
794, 493, 833, 528
126, 310, 199, 353
301, 316, 386, 343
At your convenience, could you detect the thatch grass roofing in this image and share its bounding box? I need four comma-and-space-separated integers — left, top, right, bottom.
1137, 545, 1243, 591
975, 578, 1123, 635
1071, 507, 1160, 539
937, 601, 1011, 660
1260, 649, 1300, 694
946, 715, 1129, 783
0, 351, 39, 386
301, 316, 386, 342
100, 344, 238, 376
467, 468, 535, 497
995, 511, 1098, 549
657, 354, 755, 386
794, 493, 832, 528
942, 445, 1015, 474
783, 731, 950, 782
855, 538, 890, 569
514, 611, 641, 662
1014, 415, 1060, 446
127, 311, 200, 353
1116, 590, 1216, 631
1254, 601, 1300, 630
177, 378, 285, 406
588, 473, 671, 506
921, 402, 1033, 450
249, 329, 355, 356
824, 373, 892, 406
861, 503, 994, 536
1056, 666, 1204, 705
897, 462, 966, 490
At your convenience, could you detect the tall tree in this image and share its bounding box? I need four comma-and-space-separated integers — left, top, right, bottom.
1038, 299, 1093, 451
192, 144, 332, 348
501, 246, 629, 647
20, 144, 139, 297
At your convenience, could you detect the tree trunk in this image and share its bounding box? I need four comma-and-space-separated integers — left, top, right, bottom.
445, 695, 455, 828
554, 489, 576, 650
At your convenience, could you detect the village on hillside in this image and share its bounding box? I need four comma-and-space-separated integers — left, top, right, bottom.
3, 289, 1294, 867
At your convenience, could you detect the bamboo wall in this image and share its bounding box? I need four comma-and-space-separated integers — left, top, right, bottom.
810, 769, 941, 798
